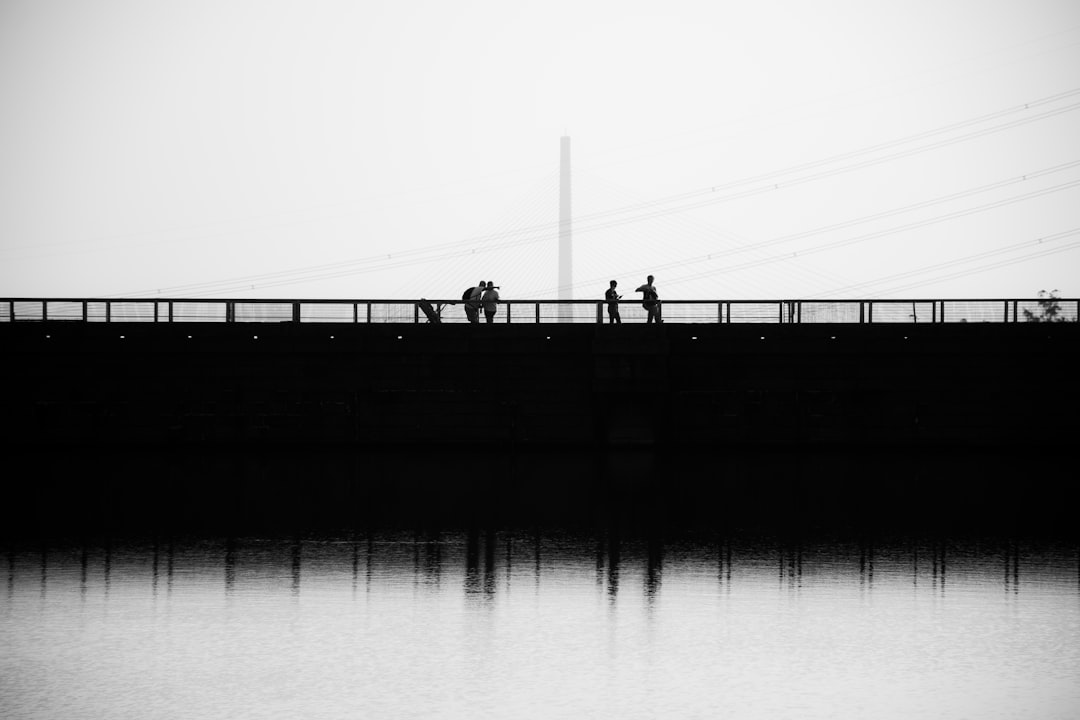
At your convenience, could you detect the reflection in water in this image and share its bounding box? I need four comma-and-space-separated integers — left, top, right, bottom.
1005, 539, 1020, 594
607, 531, 620, 603
464, 527, 497, 599
3, 532, 1080, 720
224, 537, 236, 594
779, 540, 803, 590
291, 537, 301, 596
644, 535, 662, 605
151, 541, 159, 597
5, 446, 1080, 720
19, 531, 1069, 605
10, 531, 1071, 609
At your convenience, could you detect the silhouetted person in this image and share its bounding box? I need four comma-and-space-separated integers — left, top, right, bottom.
418, 298, 441, 323
482, 281, 500, 323
605, 280, 622, 323
636, 275, 661, 323
465, 281, 485, 323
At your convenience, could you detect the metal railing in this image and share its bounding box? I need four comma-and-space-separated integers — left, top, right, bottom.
2, 297, 1077, 324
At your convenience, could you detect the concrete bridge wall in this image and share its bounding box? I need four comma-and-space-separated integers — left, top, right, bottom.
4, 320, 1076, 450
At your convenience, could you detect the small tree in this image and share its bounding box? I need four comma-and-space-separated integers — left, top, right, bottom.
1023, 289, 1067, 322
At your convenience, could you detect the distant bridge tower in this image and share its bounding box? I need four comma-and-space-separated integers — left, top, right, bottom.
558, 136, 572, 300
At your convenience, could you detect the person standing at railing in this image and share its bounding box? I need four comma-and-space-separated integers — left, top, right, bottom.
605, 280, 622, 324
636, 275, 661, 324
482, 281, 500, 323
464, 281, 486, 323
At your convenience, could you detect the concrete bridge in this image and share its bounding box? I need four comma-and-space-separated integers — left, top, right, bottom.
3, 296, 1078, 539
4, 296, 1077, 450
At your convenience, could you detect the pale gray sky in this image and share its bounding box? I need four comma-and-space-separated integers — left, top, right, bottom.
2, 0, 1079, 301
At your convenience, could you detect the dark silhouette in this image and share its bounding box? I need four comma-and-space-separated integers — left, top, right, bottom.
605, 280, 622, 324
418, 299, 443, 323
464, 281, 485, 323
636, 275, 661, 323
1023, 289, 1072, 322
482, 281, 500, 323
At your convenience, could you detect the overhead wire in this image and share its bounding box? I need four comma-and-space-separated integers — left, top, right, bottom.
657, 179, 1080, 292
816, 228, 1080, 297
106, 88, 1080, 298
140, 168, 1080, 299
554, 99, 1080, 241
872, 235, 1080, 297
565, 167, 853, 299
393, 171, 561, 298
530, 161, 1080, 297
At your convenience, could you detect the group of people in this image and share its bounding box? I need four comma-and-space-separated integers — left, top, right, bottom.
463, 281, 501, 323
458, 275, 661, 324
605, 275, 661, 324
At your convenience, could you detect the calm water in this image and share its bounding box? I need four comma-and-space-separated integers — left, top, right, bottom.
3, 532, 1079, 720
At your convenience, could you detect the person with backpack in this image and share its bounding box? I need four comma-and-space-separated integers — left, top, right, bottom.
636, 275, 661, 324
463, 281, 485, 323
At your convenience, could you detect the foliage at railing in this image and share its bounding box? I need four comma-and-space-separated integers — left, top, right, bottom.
1022, 290, 1075, 322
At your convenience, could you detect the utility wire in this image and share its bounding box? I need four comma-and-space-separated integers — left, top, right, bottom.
107, 89, 1080, 298
815, 227, 1080, 296
657, 179, 1080, 291
528, 162, 1080, 297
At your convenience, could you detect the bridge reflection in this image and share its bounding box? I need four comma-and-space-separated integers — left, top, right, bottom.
9, 532, 1078, 608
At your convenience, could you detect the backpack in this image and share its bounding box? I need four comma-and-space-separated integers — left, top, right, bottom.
462, 287, 475, 301
642, 288, 657, 308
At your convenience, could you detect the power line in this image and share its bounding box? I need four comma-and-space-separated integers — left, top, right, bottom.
872, 236, 1080, 297
656, 178, 1080, 291
106, 89, 1080, 298
528, 162, 1080, 297
814, 228, 1080, 296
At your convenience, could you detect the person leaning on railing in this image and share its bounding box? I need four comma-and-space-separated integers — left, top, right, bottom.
482, 282, 500, 323
464, 281, 485, 323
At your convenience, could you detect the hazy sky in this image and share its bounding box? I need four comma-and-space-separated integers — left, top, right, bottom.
2, 0, 1079, 300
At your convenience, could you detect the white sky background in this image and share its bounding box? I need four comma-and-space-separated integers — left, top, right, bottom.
1, 0, 1079, 301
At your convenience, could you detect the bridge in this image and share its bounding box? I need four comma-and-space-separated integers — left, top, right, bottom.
3, 295, 1078, 538
4, 294, 1077, 449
